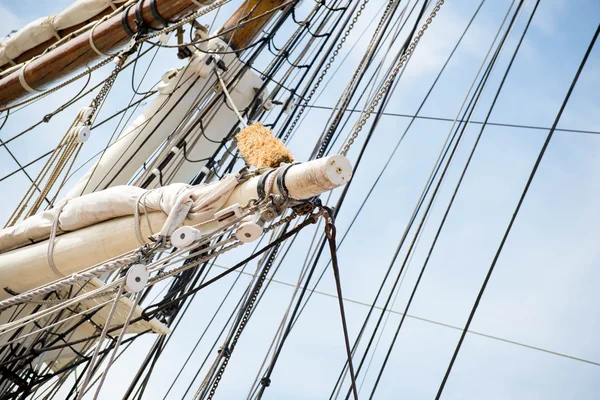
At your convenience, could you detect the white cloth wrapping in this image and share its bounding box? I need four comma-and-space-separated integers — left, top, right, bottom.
0, 0, 129, 68
0, 174, 239, 253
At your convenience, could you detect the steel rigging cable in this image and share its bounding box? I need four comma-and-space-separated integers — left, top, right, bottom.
434, 19, 600, 400
367, 0, 539, 397
332, 2, 526, 397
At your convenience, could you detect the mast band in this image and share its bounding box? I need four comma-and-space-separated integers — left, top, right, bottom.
150, 0, 169, 27
121, 4, 136, 38
257, 169, 276, 200
135, 0, 145, 30
18, 64, 41, 93
276, 164, 297, 201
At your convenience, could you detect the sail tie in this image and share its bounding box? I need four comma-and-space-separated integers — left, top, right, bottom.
18, 62, 41, 93
46, 200, 69, 278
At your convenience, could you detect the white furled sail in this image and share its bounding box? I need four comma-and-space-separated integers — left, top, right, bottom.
0, 0, 131, 69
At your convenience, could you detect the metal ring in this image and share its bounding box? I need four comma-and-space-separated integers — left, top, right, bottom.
257, 169, 275, 200
150, 0, 168, 27
121, 3, 136, 37
135, 0, 145, 30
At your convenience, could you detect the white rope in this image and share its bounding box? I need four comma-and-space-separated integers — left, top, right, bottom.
18, 63, 41, 93
92, 291, 140, 399
47, 200, 69, 277
104, 0, 118, 10
76, 281, 125, 400
49, 17, 62, 40
0, 253, 137, 310
215, 69, 247, 127
134, 191, 152, 245
89, 18, 113, 57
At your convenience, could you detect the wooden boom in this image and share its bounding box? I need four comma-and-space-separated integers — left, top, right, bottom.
0, 0, 288, 108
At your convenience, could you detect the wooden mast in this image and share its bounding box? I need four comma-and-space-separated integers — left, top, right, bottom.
220, 0, 288, 51
0, 0, 288, 108
0, 7, 118, 72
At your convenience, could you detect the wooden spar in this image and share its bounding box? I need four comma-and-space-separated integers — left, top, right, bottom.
0, 155, 352, 300
0, 0, 199, 108
0, 7, 117, 73
0, 0, 289, 108
219, 0, 288, 51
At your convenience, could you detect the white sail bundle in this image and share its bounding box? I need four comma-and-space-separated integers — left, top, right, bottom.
0, 175, 239, 254
0, 0, 131, 68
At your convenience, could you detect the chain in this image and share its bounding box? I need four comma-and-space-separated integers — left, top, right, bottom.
201, 239, 282, 400
282, 0, 371, 142
316, 0, 396, 158
84, 53, 127, 125
139, 0, 231, 43
197, 206, 317, 400
0, 57, 115, 113
340, 0, 445, 157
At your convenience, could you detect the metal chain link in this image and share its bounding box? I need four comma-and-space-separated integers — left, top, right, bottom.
340, 0, 445, 156
282, 0, 371, 142
84, 54, 128, 125
0, 57, 115, 113
202, 240, 282, 400
139, 0, 231, 43
316, 0, 396, 158
198, 205, 317, 400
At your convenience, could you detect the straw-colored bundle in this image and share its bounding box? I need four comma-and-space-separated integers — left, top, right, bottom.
236, 122, 294, 168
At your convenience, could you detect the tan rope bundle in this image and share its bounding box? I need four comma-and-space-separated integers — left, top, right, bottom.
236, 122, 294, 169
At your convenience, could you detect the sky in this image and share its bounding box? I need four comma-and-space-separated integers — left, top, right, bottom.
2, 0, 600, 399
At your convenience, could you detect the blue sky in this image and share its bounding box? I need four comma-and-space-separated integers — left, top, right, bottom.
2, 0, 600, 399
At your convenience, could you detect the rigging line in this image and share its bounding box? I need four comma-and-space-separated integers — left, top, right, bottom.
279, 0, 371, 140
434, 19, 600, 400
131, 41, 161, 96
156, 232, 279, 398
78, 50, 165, 196
325, 0, 418, 160
0, 47, 155, 149
370, 0, 538, 396
210, 262, 600, 369
0, 150, 53, 183
304, 104, 600, 137
0, 137, 52, 206
320, 0, 487, 309
315, 0, 407, 159
255, 33, 406, 399
288, 0, 420, 148
269, 1, 452, 396
325, 220, 359, 400
336, 3, 523, 397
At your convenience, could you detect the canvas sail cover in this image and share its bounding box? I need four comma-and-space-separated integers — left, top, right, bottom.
0, 174, 239, 253
0, 0, 130, 68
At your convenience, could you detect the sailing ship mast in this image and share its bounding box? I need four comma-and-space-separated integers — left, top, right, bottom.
0, 0, 364, 397
4, 1, 590, 399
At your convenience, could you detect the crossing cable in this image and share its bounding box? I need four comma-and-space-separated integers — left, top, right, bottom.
434, 19, 600, 400
368, 1, 539, 397
339, 0, 445, 157
283, 0, 421, 146
253, 19, 412, 395
268, 1, 485, 396
330, 3, 525, 397
210, 262, 600, 369
324, 213, 359, 400
314, 0, 414, 160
